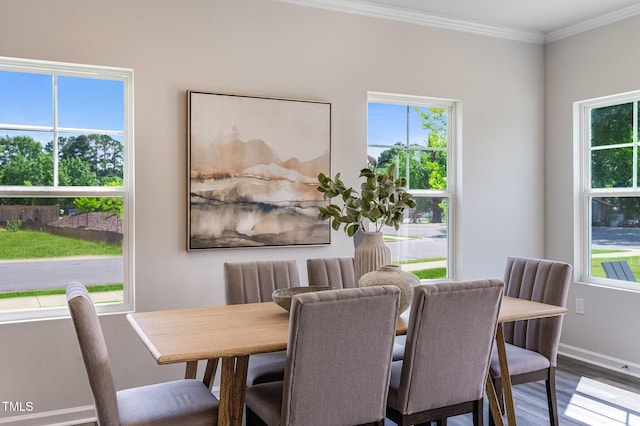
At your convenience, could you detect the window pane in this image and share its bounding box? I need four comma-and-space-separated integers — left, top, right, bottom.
57, 133, 124, 185
58, 76, 124, 130
591, 196, 640, 282
0, 133, 53, 186
369, 103, 449, 191
591, 147, 632, 188
377, 196, 448, 280
0, 71, 52, 126
368, 95, 454, 283
0, 197, 123, 309
368, 103, 410, 147
591, 103, 633, 147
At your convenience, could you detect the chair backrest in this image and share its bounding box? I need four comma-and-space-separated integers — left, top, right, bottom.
282, 286, 400, 426
306, 257, 356, 289
394, 280, 504, 414
224, 260, 300, 305
66, 282, 120, 425
502, 256, 573, 365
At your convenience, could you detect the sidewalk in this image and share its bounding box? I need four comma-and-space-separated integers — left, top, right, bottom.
0, 290, 123, 311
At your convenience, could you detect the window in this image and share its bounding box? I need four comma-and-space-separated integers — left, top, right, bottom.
578, 91, 640, 289
367, 92, 456, 281
0, 57, 134, 322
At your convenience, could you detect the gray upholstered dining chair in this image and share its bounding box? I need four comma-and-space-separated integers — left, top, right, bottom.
306, 256, 356, 288
488, 256, 572, 426
245, 285, 400, 426
386, 279, 504, 426
306, 256, 405, 361
66, 282, 219, 426
207, 260, 300, 387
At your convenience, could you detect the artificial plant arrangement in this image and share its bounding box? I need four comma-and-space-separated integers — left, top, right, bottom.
316, 156, 416, 237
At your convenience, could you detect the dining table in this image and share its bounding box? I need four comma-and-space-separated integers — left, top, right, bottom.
127, 295, 567, 426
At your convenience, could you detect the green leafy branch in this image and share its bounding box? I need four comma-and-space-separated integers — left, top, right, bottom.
317, 156, 416, 236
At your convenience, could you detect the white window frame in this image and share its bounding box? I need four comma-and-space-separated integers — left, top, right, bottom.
0, 56, 135, 322
367, 91, 457, 281
576, 90, 640, 291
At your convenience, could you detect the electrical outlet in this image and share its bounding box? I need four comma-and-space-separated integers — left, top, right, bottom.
575, 298, 585, 315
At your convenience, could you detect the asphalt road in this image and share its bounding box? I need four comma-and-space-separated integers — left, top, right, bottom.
378, 223, 640, 262
0, 256, 123, 292
383, 222, 448, 262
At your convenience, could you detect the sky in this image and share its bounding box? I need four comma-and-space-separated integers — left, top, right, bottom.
367, 102, 434, 147
0, 70, 124, 144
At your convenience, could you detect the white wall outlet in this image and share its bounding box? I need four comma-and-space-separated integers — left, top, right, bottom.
575, 297, 585, 315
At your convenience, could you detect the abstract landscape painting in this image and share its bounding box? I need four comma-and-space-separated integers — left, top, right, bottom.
188, 91, 331, 249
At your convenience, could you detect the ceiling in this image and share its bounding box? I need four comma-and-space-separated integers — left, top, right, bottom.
276, 0, 640, 43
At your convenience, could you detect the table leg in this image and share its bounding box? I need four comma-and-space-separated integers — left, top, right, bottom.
496, 323, 517, 425
485, 372, 504, 426
185, 361, 198, 379
219, 356, 250, 426
203, 358, 219, 389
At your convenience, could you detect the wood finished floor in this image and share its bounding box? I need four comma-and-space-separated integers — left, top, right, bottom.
385, 355, 640, 425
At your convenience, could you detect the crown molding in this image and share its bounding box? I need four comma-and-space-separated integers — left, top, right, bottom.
545, 2, 640, 43
273, 0, 545, 44
275, 0, 640, 45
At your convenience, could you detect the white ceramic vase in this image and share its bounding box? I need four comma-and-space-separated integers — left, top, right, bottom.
358, 264, 419, 314
354, 231, 391, 281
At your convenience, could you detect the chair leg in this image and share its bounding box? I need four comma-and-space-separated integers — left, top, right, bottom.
474, 399, 483, 426
546, 367, 559, 426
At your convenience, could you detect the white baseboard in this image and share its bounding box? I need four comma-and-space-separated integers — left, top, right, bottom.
0, 405, 95, 426
559, 343, 640, 379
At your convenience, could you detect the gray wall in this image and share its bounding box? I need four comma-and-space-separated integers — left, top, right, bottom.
0, 0, 544, 423
545, 16, 640, 374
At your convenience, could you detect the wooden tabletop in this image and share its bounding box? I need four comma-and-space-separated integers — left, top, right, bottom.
499, 296, 567, 322
127, 295, 565, 366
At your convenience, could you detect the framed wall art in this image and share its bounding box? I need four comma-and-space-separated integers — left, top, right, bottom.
187, 91, 331, 250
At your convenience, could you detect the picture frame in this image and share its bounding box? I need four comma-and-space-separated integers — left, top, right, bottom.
187, 91, 331, 250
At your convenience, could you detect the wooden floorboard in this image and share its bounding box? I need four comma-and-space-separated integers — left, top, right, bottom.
385, 355, 640, 425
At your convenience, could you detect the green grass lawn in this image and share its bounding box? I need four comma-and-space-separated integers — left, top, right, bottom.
392, 258, 448, 280
0, 229, 122, 259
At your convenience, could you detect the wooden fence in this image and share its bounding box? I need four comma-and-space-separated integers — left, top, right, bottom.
0, 205, 122, 245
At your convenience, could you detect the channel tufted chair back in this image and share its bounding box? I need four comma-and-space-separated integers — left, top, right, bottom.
501, 256, 572, 368
306, 256, 356, 289
225, 260, 300, 304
